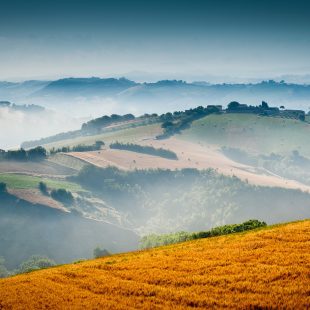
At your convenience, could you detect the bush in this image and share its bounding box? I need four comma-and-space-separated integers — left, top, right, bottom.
0, 257, 9, 278
110, 142, 178, 160
51, 188, 74, 205
51, 141, 105, 154
93, 247, 111, 258
27, 146, 47, 161
0, 182, 7, 193
38, 182, 48, 195
18, 255, 56, 274
0, 147, 47, 162
140, 220, 267, 249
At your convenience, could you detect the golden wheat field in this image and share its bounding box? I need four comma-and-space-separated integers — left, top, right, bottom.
0, 220, 309, 309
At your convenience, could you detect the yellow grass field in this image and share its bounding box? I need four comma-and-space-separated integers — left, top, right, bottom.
0, 220, 309, 309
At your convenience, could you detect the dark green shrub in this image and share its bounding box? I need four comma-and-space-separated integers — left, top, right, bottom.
0, 182, 7, 193
110, 142, 178, 160
51, 188, 74, 205
93, 247, 111, 258
38, 182, 48, 195
18, 255, 56, 273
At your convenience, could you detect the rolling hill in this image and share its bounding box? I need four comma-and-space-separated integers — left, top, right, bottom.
0, 220, 309, 309
0, 190, 139, 269
179, 113, 310, 157
2, 78, 310, 112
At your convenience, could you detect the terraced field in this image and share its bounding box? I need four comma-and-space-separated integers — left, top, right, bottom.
0, 220, 309, 309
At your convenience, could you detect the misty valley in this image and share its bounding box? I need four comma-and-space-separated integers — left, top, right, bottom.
1, 1, 310, 308
0, 100, 310, 278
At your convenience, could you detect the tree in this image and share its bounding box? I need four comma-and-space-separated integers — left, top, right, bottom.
161, 121, 174, 128
95, 141, 105, 149
38, 182, 48, 195
227, 101, 240, 110
7, 149, 27, 161
0, 257, 9, 278
280, 105, 285, 110
18, 255, 56, 273
0, 182, 7, 193
27, 146, 47, 161
261, 101, 269, 109
299, 113, 305, 121
93, 247, 110, 258
51, 188, 74, 205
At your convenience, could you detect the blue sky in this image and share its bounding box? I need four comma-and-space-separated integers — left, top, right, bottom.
0, 0, 309, 80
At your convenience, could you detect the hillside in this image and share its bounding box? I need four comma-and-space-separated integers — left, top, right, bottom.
0, 220, 309, 309
46, 112, 310, 192
0, 190, 138, 269
179, 113, 310, 156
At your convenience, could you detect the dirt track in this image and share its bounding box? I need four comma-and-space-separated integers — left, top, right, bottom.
67, 137, 310, 192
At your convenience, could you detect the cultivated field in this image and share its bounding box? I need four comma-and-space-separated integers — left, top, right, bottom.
8, 188, 65, 211
0, 173, 84, 209
0, 173, 82, 192
0, 220, 309, 309
67, 137, 310, 192
0, 160, 75, 177
42, 123, 163, 150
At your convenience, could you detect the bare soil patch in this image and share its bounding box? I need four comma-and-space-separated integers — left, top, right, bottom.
9, 188, 67, 211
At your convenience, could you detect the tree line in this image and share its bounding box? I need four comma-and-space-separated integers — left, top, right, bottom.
109, 142, 178, 160
139, 220, 267, 249
0, 146, 47, 161
157, 105, 221, 139
50, 141, 104, 154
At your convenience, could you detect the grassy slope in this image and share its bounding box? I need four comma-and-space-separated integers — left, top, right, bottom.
42, 123, 163, 150
0, 220, 309, 309
0, 173, 83, 192
179, 113, 310, 156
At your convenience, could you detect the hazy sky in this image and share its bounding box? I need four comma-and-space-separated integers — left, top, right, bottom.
0, 0, 310, 81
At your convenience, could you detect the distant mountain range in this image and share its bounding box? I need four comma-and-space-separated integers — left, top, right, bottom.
1, 77, 310, 112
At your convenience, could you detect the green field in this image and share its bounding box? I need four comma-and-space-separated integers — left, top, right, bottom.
42, 123, 162, 150
0, 173, 83, 192
179, 113, 310, 156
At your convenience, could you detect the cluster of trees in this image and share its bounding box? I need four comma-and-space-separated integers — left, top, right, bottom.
39, 182, 74, 205
0, 101, 45, 113
0, 255, 55, 278
139, 220, 267, 249
0, 146, 47, 161
222, 147, 310, 186
50, 141, 104, 154
71, 165, 310, 234
157, 105, 221, 139
51, 189, 74, 205
109, 142, 178, 160
227, 101, 306, 121
93, 247, 111, 259
81, 114, 135, 133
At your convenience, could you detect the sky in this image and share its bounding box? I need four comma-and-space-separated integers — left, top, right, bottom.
0, 0, 310, 81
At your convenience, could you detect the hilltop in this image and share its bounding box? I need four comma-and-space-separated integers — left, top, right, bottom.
0, 220, 309, 309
